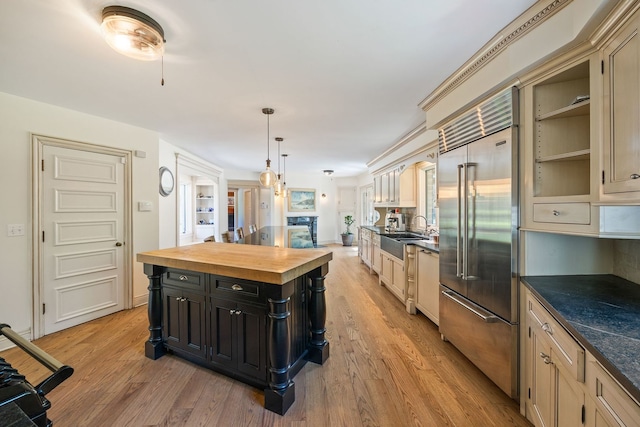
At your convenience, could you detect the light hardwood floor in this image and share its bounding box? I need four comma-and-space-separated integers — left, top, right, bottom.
1, 245, 532, 426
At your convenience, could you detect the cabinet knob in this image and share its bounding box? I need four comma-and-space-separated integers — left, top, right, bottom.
230, 309, 236, 315
179, 275, 188, 281
631, 173, 640, 180
541, 322, 553, 335
175, 297, 181, 301
539, 352, 553, 365
552, 210, 560, 216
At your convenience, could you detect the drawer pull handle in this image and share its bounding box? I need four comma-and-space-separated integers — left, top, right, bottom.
552, 210, 560, 216
539, 352, 553, 365
179, 275, 188, 281
541, 322, 552, 335
631, 173, 640, 180
231, 284, 243, 291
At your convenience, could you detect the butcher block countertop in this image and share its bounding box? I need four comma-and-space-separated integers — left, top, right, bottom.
137, 242, 333, 285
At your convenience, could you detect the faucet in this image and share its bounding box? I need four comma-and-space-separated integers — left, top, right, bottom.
412, 215, 428, 235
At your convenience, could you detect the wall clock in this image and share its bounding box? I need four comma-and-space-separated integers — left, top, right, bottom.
159, 166, 174, 196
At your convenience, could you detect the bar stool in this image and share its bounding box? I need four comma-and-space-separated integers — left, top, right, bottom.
236, 227, 244, 239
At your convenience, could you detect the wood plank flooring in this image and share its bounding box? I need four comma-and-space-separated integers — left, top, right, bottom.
1, 245, 532, 426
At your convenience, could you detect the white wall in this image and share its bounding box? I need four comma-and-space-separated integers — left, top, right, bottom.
0, 91, 160, 340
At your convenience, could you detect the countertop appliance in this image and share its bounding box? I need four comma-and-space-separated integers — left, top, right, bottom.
437, 88, 519, 398
385, 212, 406, 232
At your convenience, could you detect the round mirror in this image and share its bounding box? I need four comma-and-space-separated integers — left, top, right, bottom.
159, 166, 174, 196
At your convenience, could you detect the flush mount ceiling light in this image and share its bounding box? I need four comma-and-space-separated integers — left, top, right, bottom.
323, 170, 334, 176
101, 6, 165, 61
259, 108, 277, 187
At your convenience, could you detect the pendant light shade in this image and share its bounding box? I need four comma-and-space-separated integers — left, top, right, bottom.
274, 137, 284, 196
101, 6, 165, 61
281, 154, 288, 198
259, 108, 277, 187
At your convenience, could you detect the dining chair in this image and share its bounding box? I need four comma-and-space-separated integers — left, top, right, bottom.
204, 235, 215, 242
236, 227, 244, 239
249, 224, 257, 233
222, 231, 233, 243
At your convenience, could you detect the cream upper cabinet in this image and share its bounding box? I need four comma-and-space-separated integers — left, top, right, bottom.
373, 164, 416, 207
602, 8, 640, 197
521, 56, 600, 235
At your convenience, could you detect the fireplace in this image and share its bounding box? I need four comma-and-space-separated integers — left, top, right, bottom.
287, 216, 317, 247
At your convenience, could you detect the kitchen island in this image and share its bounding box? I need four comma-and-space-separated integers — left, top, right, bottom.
137, 240, 332, 415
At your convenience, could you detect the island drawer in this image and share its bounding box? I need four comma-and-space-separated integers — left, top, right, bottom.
212, 277, 262, 301
163, 268, 206, 292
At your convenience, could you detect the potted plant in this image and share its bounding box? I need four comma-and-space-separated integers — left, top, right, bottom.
341, 215, 355, 246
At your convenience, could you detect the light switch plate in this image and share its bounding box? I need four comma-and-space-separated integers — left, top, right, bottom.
7, 224, 24, 236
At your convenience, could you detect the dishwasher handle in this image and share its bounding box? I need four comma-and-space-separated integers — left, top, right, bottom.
441, 290, 500, 323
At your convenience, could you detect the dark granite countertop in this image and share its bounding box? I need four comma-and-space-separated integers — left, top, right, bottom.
521, 275, 640, 403
360, 226, 439, 253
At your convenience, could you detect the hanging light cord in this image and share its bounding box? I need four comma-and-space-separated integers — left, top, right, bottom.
266, 114, 270, 161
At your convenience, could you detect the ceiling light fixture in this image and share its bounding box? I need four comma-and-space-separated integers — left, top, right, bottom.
101, 6, 165, 61
274, 137, 284, 196
323, 170, 334, 176
259, 108, 277, 187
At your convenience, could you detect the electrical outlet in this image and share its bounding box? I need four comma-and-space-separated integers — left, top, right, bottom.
7, 224, 24, 236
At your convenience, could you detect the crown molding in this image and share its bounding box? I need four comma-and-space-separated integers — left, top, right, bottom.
419, 0, 572, 112
366, 122, 427, 168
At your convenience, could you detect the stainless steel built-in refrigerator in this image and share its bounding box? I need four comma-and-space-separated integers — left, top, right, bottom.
438, 88, 519, 398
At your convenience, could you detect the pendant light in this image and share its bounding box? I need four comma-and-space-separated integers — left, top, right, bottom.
259, 108, 277, 187
281, 153, 288, 197
274, 137, 284, 196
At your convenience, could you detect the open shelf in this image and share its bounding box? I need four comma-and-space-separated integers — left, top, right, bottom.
536, 149, 590, 163
536, 99, 590, 121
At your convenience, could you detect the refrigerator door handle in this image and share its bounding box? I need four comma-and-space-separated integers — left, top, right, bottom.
456, 163, 464, 278
462, 163, 469, 280
464, 162, 478, 281
441, 290, 500, 323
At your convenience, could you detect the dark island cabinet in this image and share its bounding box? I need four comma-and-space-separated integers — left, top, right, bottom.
162, 270, 207, 361
209, 297, 267, 382
142, 259, 330, 415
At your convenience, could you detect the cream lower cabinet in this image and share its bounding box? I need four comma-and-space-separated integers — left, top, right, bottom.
379, 250, 405, 303
359, 228, 372, 270
416, 248, 439, 325
524, 289, 640, 427
371, 234, 381, 274
584, 352, 640, 427
526, 290, 586, 427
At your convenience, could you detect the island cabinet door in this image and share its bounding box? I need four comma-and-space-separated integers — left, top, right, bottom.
163, 286, 207, 360
209, 297, 267, 382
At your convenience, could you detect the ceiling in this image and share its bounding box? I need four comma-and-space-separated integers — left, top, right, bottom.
0, 0, 537, 177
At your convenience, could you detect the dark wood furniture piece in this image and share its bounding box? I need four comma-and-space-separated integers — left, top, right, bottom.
137, 240, 332, 415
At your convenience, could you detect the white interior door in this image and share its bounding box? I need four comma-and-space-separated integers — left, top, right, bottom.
42, 145, 126, 334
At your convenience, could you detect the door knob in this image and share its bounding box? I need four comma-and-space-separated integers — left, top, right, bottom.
115, 242, 123, 247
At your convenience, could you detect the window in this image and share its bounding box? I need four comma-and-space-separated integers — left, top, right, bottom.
424, 166, 436, 226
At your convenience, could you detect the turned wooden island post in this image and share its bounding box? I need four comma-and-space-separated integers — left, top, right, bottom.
137, 242, 332, 415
